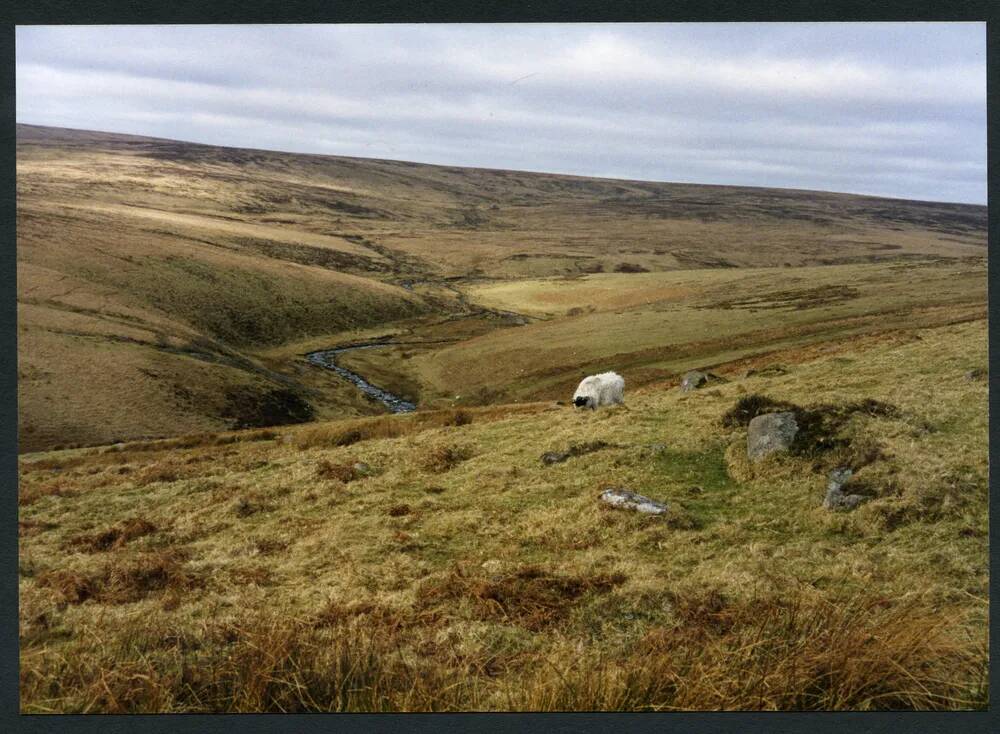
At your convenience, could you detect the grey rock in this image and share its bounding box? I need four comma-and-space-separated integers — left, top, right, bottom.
541, 441, 611, 465
827, 467, 854, 492
747, 411, 798, 461
680, 370, 708, 392
823, 466, 866, 511
840, 494, 866, 510
600, 488, 669, 515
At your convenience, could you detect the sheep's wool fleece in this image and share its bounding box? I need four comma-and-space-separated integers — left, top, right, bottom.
573, 371, 625, 408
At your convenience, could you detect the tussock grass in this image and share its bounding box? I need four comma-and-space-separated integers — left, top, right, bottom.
416, 564, 627, 632
290, 404, 547, 450
18, 586, 985, 712
36, 550, 203, 607
67, 518, 157, 553
420, 445, 473, 474
511, 587, 988, 711
18, 319, 988, 712
315, 460, 364, 483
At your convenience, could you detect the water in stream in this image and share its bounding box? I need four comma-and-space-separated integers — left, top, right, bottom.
306, 344, 416, 413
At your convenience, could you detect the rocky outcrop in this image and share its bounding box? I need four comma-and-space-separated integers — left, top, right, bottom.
822, 467, 867, 511
599, 488, 669, 515
747, 411, 799, 461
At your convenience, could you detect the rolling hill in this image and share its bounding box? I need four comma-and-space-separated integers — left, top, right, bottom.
16, 124, 988, 712
16, 124, 986, 451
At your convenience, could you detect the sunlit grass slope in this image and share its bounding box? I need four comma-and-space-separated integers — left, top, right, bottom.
17, 124, 986, 450
18, 319, 988, 712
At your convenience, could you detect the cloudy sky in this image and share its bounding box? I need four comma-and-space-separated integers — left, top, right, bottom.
16, 23, 986, 204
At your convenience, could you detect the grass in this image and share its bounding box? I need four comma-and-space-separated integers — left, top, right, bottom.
401, 261, 985, 406
18, 318, 988, 711
16, 123, 989, 711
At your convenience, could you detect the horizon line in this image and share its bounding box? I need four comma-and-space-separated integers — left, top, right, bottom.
15, 120, 988, 208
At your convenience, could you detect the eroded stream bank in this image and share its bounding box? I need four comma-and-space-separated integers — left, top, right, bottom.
306, 343, 416, 413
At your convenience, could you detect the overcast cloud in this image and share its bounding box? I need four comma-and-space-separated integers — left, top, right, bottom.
16, 23, 986, 204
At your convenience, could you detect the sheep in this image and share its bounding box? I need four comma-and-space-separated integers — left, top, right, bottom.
572, 371, 625, 410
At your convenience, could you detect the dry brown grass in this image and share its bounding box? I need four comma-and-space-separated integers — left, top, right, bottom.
17, 312, 988, 713
420, 445, 473, 473
290, 404, 544, 450
36, 550, 203, 607
67, 518, 157, 552
315, 460, 362, 483
17, 584, 985, 712
416, 564, 627, 632
512, 587, 988, 711
18, 481, 78, 507
19, 611, 483, 713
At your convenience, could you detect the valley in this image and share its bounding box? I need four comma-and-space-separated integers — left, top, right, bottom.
16, 124, 989, 712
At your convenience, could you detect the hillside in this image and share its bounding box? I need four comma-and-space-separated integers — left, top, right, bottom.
18, 319, 988, 711
16, 124, 986, 451
16, 124, 989, 712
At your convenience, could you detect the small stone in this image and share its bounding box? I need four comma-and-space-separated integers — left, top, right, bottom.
352, 462, 373, 477
747, 411, 799, 462
823, 466, 866, 511
541, 451, 568, 465
600, 488, 669, 515
680, 370, 708, 392
827, 467, 854, 492
840, 494, 865, 510
541, 441, 610, 465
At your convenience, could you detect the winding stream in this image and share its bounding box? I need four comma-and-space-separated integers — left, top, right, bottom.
306, 343, 416, 413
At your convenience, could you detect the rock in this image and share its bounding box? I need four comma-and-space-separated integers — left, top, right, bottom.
600, 488, 669, 515
352, 462, 374, 477
680, 370, 728, 392
827, 466, 853, 492
747, 411, 798, 461
541, 441, 611, 465
823, 466, 866, 511
681, 370, 708, 392
680, 370, 707, 392
966, 368, 987, 381
823, 467, 853, 509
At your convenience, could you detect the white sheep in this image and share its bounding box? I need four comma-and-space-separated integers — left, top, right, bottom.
572, 371, 625, 410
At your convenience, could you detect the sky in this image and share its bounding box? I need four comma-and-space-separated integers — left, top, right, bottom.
16, 23, 987, 204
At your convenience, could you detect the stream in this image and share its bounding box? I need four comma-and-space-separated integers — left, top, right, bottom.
306, 343, 416, 413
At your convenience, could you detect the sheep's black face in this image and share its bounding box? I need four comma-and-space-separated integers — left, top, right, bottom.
573, 396, 589, 409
